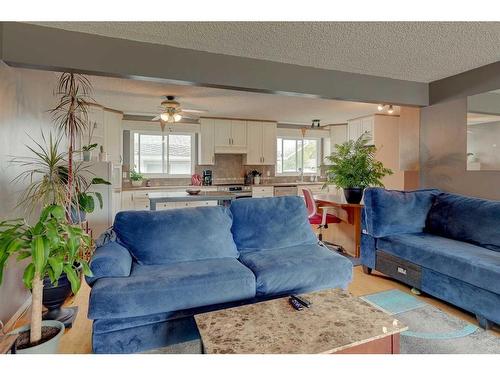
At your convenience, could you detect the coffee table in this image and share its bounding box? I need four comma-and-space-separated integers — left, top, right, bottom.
194, 289, 407, 354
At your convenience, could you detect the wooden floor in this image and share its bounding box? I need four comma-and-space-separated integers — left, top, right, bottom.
14, 266, 498, 353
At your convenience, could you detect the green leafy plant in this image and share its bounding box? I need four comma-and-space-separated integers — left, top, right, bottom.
0, 205, 92, 344
82, 143, 98, 152
325, 133, 393, 189
130, 169, 143, 182
12, 132, 70, 216
76, 177, 111, 214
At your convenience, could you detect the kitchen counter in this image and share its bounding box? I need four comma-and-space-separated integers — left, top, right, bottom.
123, 181, 328, 191
148, 191, 236, 210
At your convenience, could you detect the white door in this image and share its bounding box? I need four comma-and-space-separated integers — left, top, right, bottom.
198, 118, 215, 165
214, 119, 231, 147
230, 120, 247, 147
245, 121, 263, 164
262, 122, 277, 165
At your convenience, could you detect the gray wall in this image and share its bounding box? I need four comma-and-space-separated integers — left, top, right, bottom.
0, 63, 62, 323
420, 98, 500, 200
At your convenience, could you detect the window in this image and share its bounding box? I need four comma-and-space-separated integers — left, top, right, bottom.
276, 137, 320, 175
133, 132, 194, 176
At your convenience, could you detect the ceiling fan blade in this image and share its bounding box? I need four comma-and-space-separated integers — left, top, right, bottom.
182, 108, 208, 113
151, 115, 161, 121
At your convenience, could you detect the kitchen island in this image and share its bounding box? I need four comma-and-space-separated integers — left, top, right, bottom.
148, 191, 236, 211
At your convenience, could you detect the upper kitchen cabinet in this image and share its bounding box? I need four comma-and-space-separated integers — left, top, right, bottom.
198, 118, 215, 165
78, 105, 123, 164
214, 119, 247, 153
245, 121, 277, 165
104, 109, 123, 164
347, 116, 375, 145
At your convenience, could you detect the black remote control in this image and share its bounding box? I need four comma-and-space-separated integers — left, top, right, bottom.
289, 297, 304, 311
291, 295, 312, 308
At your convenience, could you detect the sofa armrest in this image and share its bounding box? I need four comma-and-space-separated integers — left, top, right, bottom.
363, 187, 440, 238
86, 241, 133, 286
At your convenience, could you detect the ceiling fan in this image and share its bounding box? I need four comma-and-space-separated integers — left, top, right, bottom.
151, 96, 207, 127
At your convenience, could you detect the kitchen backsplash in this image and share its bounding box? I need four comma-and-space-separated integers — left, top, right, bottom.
122, 154, 326, 188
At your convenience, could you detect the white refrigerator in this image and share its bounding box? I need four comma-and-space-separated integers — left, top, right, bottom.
81, 161, 122, 239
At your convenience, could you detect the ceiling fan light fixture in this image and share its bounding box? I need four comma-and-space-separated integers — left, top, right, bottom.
377, 104, 385, 111
160, 112, 170, 122
174, 113, 182, 122
387, 105, 394, 114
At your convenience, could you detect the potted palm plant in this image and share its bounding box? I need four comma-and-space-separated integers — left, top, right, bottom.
325, 133, 393, 204
0, 204, 92, 353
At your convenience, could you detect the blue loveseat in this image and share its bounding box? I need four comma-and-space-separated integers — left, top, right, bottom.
86, 196, 353, 353
361, 188, 500, 329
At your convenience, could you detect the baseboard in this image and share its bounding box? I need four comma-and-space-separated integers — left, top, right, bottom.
3, 295, 31, 333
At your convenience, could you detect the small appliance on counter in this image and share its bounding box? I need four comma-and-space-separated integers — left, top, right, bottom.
202, 169, 213, 186
191, 173, 202, 186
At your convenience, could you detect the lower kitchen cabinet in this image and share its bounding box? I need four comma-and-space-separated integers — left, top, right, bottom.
252, 186, 274, 198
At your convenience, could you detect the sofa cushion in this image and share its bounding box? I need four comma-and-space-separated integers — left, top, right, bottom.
86, 241, 132, 286
426, 193, 500, 252
238, 244, 353, 296
88, 258, 256, 319
114, 206, 239, 265
363, 188, 440, 238
230, 196, 317, 252
377, 233, 500, 294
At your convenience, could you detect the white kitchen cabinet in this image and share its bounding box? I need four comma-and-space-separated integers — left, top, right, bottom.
104, 110, 123, 164
198, 118, 215, 165
77, 105, 123, 163
348, 116, 375, 145
330, 124, 347, 146
245, 121, 277, 165
252, 186, 274, 198
214, 119, 247, 153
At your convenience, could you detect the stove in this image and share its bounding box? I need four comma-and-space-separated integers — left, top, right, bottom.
216, 184, 252, 198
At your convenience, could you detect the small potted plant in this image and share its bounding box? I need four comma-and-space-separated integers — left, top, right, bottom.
72, 176, 111, 223
250, 170, 262, 185
130, 169, 144, 187
0, 204, 92, 353
325, 133, 393, 204
82, 143, 98, 162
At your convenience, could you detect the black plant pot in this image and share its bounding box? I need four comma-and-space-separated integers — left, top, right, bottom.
343, 187, 364, 204
42, 265, 81, 328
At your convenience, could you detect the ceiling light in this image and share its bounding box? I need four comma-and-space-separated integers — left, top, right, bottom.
377, 104, 385, 111
174, 113, 182, 122
311, 119, 321, 128
160, 112, 170, 122
387, 105, 394, 114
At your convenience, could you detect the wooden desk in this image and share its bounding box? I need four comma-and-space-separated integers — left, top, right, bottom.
313, 194, 364, 258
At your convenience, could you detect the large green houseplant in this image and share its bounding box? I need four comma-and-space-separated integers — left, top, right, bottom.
325, 133, 393, 204
0, 205, 92, 353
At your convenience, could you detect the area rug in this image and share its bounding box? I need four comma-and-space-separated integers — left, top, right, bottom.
361, 289, 500, 354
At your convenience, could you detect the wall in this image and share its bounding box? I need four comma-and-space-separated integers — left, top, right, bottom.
0, 63, 61, 324
420, 98, 500, 200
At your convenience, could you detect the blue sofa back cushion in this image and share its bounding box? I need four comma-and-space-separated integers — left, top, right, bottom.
230, 196, 317, 252
426, 192, 500, 252
113, 206, 239, 265
364, 188, 441, 238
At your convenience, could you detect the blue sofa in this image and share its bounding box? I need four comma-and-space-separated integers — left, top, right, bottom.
361, 188, 500, 329
86, 196, 353, 353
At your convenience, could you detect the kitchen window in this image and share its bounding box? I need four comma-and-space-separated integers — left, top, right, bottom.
133, 132, 194, 177
276, 137, 320, 175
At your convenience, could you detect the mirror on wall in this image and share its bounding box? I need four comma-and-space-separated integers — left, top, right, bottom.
467, 90, 500, 171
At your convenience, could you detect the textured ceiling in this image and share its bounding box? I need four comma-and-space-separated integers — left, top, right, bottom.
88, 74, 396, 125
31, 22, 500, 83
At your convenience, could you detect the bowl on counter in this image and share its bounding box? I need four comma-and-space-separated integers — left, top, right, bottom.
186, 188, 201, 195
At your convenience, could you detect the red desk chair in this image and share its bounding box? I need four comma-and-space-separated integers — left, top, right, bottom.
302, 188, 341, 242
